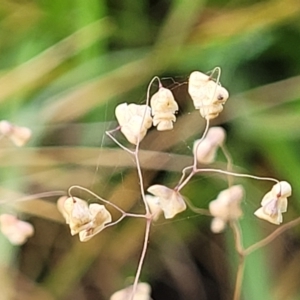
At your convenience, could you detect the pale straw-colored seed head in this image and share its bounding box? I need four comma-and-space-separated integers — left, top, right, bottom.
147, 185, 186, 219
209, 185, 244, 233
188, 71, 229, 119
79, 204, 112, 242
0, 120, 32, 146
193, 126, 226, 164
210, 217, 226, 234
115, 103, 152, 144
254, 181, 291, 225
150, 87, 178, 131
57, 196, 112, 241
0, 214, 34, 245
145, 194, 163, 221
62, 197, 92, 235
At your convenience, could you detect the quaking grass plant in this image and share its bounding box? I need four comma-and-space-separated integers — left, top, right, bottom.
0, 67, 298, 300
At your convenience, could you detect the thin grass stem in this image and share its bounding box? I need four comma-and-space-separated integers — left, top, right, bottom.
130, 218, 152, 300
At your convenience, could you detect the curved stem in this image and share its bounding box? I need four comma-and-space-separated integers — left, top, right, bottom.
176, 167, 278, 193
245, 216, 300, 255
175, 118, 210, 192
68, 185, 127, 216
133, 76, 161, 214
230, 220, 244, 256
174, 169, 195, 192
106, 128, 135, 155
105, 212, 148, 229
135, 76, 160, 148
184, 196, 211, 216
194, 168, 279, 184
209, 66, 221, 83
176, 166, 193, 189
104, 214, 127, 228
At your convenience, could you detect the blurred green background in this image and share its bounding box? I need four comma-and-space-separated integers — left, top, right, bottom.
0, 0, 300, 299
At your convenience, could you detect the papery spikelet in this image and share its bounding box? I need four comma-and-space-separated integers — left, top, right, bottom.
188, 71, 229, 120
254, 181, 291, 225
115, 103, 152, 144
147, 185, 186, 219
150, 87, 178, 131
0, 120, 32, 146
209, 185, 244, 233
193, 126, 226, 164
0, 214, 34, 245
79, 204, 112, 242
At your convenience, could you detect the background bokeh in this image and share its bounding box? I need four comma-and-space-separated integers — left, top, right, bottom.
0, 0, 300, 299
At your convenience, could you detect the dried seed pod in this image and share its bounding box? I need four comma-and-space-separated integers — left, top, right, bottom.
209, 185, 244, 233
0, 214, 34, 245
115, 103, 152, 144
150, 87, 178, 131
57, 196, 112, 241
254, 181, 291, 225
188, 71, 229, 119
0, 120, 32, 146
193, 126, 226, 164
62, 197, 92, 235
79, 204, 112, 242
145, 194, 162, 221
147, 185, 186, 219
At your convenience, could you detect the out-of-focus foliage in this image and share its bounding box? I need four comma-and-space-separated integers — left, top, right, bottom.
0, 0, 300, 299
